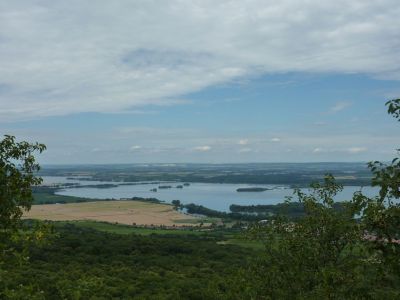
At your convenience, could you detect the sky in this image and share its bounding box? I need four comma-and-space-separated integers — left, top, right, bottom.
0, 0, 399, 164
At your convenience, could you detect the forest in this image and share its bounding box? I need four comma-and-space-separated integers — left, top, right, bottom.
1, 223, 254, 299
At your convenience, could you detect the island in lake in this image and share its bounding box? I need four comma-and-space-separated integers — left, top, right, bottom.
236, 187, 271, 192
158, 185, 172, 189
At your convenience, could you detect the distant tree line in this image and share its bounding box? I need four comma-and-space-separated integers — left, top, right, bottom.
183, 203, 306, 221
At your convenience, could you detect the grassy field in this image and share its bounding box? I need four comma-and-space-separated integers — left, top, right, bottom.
46, 220, 263, 249
24, 200, 203, 227
173, 216, 221, 224
53, 220, 205, 235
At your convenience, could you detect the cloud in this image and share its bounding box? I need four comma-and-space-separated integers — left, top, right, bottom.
312, 146, 368, 154
347, 147, 367, 154
238, 139, 249, 145
129, 145, 142, 151
193, 145, 211, 152
1, 1, 400, 121
313, 147, 323, 153
5, 124, 397, 163
238, 148, 253, 153
270, 137, 281, 142
329, 102, 352, 113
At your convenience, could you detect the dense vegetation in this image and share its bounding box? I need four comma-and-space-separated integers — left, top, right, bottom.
231, 175, 400, 299
0, 135, 45, 230
229, 99, 400, 299
230, 202, 305, 217
183, 202, 306, 221
0, 223, 255, 299
184, 203, 264, 221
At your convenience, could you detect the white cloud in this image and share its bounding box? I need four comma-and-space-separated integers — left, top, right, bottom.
193, 145, 211, 152
0, 1, 400, 121
130, 145, 142, 151
313, 146, 368, 154
238, 148, 252, 153
270, 137, 281, 142
238, 139, 249, 145
347, 147, 367, 154
313, 147, 323, 153
4, 125, 397, 163
329, 102, 352, 113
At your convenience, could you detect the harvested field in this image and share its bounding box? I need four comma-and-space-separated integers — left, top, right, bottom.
23, 200, 200, 227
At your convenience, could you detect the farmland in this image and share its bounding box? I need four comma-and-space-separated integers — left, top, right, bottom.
23, 200, 202, 227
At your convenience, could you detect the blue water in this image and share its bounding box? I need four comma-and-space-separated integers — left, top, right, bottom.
43, 177, 380, 212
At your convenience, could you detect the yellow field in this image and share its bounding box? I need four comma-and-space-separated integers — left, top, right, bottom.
23, 200, 199, 227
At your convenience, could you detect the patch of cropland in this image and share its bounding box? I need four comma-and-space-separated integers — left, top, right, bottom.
24, 200, 201, 227
40, 163, 372, 186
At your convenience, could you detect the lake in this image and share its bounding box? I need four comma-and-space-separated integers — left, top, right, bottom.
42, 176, 379, 212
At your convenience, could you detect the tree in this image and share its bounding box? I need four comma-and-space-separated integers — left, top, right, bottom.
0, 135, 49, 297
355, 98, 400, 294
229, 176, 369, 299
229, 99, 400, 299
172, 199, 182, 210
0, 135, 46, 231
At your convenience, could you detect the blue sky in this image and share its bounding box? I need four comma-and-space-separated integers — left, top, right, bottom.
1, 1, 399, 163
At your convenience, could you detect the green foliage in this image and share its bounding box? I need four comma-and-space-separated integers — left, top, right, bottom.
233, 176, 368, 299
0, 135, 49, 257
0, 224, 255, 299
184, 203, 261, 221
386, 98, 400, 121
233, 100, 400, 299
0, 135, 46, 231
229, 202, 307, 218
51, 220, 205, 236
171, 199, 182, 210
0, 135, 52, 299
32, 192, 101, 205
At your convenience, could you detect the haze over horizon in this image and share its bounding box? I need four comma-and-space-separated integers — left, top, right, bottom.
40, 162, 372, 167
1, 1, 399, 164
